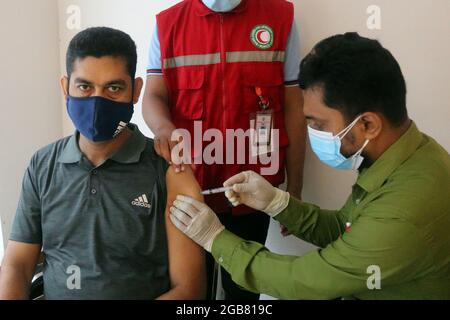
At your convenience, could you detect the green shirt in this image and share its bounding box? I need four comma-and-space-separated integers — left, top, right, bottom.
212, 122, 450, 300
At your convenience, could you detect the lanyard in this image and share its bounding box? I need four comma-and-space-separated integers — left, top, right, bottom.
255, 86, 270, 110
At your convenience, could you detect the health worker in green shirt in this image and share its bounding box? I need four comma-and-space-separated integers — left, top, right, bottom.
169, 32, 450, 300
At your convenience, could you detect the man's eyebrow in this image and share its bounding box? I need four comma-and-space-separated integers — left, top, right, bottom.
74, 78, 93, 85
305, 115, 318, 121
104, 79, 127, 87
73, 78, 127, 87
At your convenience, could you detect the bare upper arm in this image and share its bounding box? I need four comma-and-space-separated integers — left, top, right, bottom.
144, 75, 168, 103
164, 166, 206, 298
1, 241, 41, 281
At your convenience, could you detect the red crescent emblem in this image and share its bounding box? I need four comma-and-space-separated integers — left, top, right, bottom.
256, 30, 269, 44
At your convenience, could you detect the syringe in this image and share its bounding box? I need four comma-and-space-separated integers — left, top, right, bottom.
200, 186, 233, 195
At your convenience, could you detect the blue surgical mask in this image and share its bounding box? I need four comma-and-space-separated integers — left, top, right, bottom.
202, 0, 242, 12
67, 96, 134, 142
308, 115, 370, 170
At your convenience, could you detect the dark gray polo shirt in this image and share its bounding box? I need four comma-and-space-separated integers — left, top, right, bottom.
10, 124, 170, 299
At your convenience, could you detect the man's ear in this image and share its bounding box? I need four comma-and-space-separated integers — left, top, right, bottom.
60, 76, 69, 97
133, 77, 144, 104
360, 112, 383, 140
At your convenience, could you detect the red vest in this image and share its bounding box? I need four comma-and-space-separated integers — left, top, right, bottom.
157, 0, 294, 214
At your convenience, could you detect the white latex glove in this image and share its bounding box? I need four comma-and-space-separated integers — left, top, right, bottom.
169, 195, 225, 252
223, 171, 290, 217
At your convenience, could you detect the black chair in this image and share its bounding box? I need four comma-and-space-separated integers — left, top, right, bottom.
29, 254, 44, 300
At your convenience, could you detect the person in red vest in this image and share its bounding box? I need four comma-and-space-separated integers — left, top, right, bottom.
143, 0, 305, 300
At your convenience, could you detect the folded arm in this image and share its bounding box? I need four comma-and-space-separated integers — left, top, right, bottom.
0, 241, 41, 300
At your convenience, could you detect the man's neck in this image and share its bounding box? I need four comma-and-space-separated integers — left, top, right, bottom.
363, 119, 412, 168
78, 129, 132, 167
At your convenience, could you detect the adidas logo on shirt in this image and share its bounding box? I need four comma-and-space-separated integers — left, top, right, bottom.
131, 194, 151, 209
113, 121, 128, 138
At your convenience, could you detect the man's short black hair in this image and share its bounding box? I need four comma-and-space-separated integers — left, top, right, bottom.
299, 32, 408, 126
66, 27, 137, 79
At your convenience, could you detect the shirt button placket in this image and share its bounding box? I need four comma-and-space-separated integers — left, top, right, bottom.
90, 169, 99, 197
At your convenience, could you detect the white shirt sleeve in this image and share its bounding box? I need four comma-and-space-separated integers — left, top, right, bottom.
284, 19, 301, 86
147, 24, 163, 75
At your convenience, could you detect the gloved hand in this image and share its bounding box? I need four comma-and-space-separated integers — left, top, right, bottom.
223, 171, 290, 217
170, 195, 225, 252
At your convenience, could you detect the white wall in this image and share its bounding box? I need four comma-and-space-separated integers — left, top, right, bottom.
0, 0, 62, 248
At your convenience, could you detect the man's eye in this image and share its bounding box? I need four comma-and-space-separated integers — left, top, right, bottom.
307, 119, 321, 130
108, 86, 121, 93
309, 122, 323, 131
315, 125, 325, 131
78, 85, 90, 91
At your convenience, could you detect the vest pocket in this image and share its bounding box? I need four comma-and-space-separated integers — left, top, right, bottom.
168, 68, 205, 120
241, 64, 284, 114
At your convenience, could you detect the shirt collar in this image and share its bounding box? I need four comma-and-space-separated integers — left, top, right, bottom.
58, 123, 148, 165
356, 121, 423, 193
194, 0, 248, 17
109, 124, 148, 164
57, 133, 83, 164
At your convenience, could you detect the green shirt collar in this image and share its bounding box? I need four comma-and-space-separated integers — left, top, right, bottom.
357, 121, 423, 192
58, 123, 148, 165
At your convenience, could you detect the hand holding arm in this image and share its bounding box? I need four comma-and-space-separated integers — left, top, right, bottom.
170, 195, 225, 253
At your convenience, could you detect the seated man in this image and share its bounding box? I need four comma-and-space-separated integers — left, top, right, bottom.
0, 27, 205, 300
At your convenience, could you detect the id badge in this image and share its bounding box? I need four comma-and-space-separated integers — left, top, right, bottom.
250, 109, 274, 156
